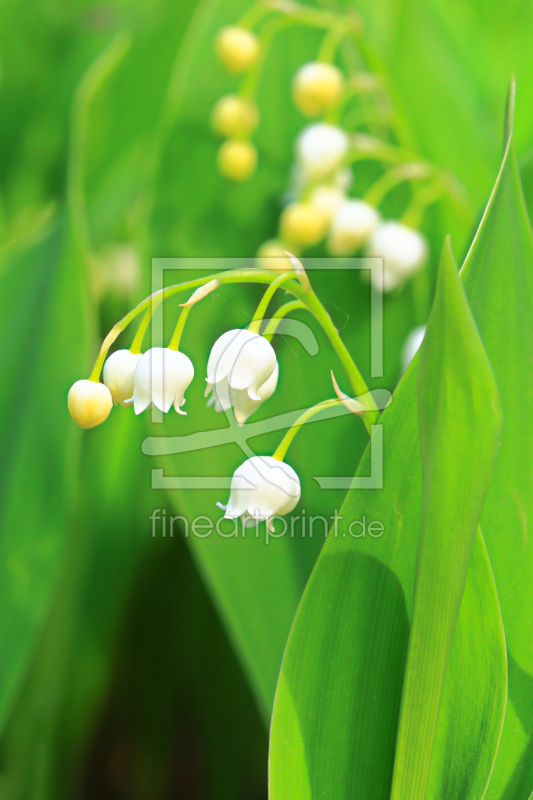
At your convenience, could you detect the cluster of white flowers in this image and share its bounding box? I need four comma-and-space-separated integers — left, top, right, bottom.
67, 324, 299, 530
209, 15, 431, 292
258, 122, 428, 291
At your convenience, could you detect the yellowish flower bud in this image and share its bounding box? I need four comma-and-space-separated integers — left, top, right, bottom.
310, 184, 345, 223
215, 26, 260, 73
68, 379, 113, 429
211, 95, 259, 138
280, 203, 328, 248
292, 62, 344, 117
256, 240, 295, 272
217, 140, 257, 181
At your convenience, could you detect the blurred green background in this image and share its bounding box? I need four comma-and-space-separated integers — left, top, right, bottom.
2, 0, 533, 797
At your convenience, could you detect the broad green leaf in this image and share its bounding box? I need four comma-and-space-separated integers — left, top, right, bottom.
0, 219, 92, 732
389, 240, 501, 798
269, 363, 506, 800
460, 80, 533, 800
269, 194, 509, 800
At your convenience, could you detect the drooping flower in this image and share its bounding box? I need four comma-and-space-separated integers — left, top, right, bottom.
103, 349, 142, 406
292, 62, 344, 117
328, 199, 380, 255
68, 379, 113, 429
296, 123, 350, 181
366, 221, 428, 291
206, 329, 278, 425
215, 26, 260, 73
132, 347, 194, 415
217, 455, 301, 531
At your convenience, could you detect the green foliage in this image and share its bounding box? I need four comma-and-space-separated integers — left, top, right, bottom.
269, 244, 507, 798
1, 0, 533, 797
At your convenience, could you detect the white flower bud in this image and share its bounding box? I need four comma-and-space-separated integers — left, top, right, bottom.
367, 221, 428, 291
218, 455, 301, 532
296, 123, 350, 181
401, 325, 426, 371
68, 379, 113, 429
132, 347, 194, 415
217, 140, 257, 181
309, 184, 346, 223
280, 202, 328, 247
211, 95, 259, 137
328, 200, 380, 255
292, 62, 344, 117
215, 26, 260, 73
206, 329, 278, 425
103, 349, 142, 406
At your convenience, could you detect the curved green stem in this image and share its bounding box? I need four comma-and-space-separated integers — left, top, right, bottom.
273, 397, 345, 461
363, 162, 433, 207
87, 268, 376, 433
262, 300, 307, 340
168, 306, 191, 351
301, 289, 377, 431
249, 271, 294, 333
401, 180, 447, 228
88, 270, 298, 380
130, 297, 161, 355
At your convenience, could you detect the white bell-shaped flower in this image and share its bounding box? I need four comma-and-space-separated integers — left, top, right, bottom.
218, 455, 301, 532
367, 221, 428, 291
328, 199, 380, 255
132, 347, 194, 415
206, 329, 278, 425
103, 349, 142, 406
296, 123, 350, 181
68, 379, 113, 429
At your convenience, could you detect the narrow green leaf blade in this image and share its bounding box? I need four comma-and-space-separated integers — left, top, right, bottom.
460, 79, 533, 800
269, 364, 507, 799
390, 240, 502, 799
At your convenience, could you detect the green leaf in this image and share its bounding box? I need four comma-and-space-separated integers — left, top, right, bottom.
269, 363, 506, 799
460, 79, 533, 800
0, 219, 93, 733
269, 204, 509, 800
389, 240, 501, 798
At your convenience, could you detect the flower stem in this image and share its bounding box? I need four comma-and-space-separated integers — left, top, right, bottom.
130, 297, 161, 354
299, 289, 377, 431
363, 162, 433, 207
273, 398, 345, 461
168, 306, 191, 351
248, 271, 294, 333
262, 300, 306, 340
87, 267, 377, 434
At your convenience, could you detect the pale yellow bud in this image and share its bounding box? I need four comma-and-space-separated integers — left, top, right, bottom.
215, 26, 260, 73
217, 140, 257, 181
256, 240, 295, 272
280, 203, 328, 248
292, 62, 344, 117
211, 95, 259, 137
310, 184, 345, 223
68, 379, 113, 429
